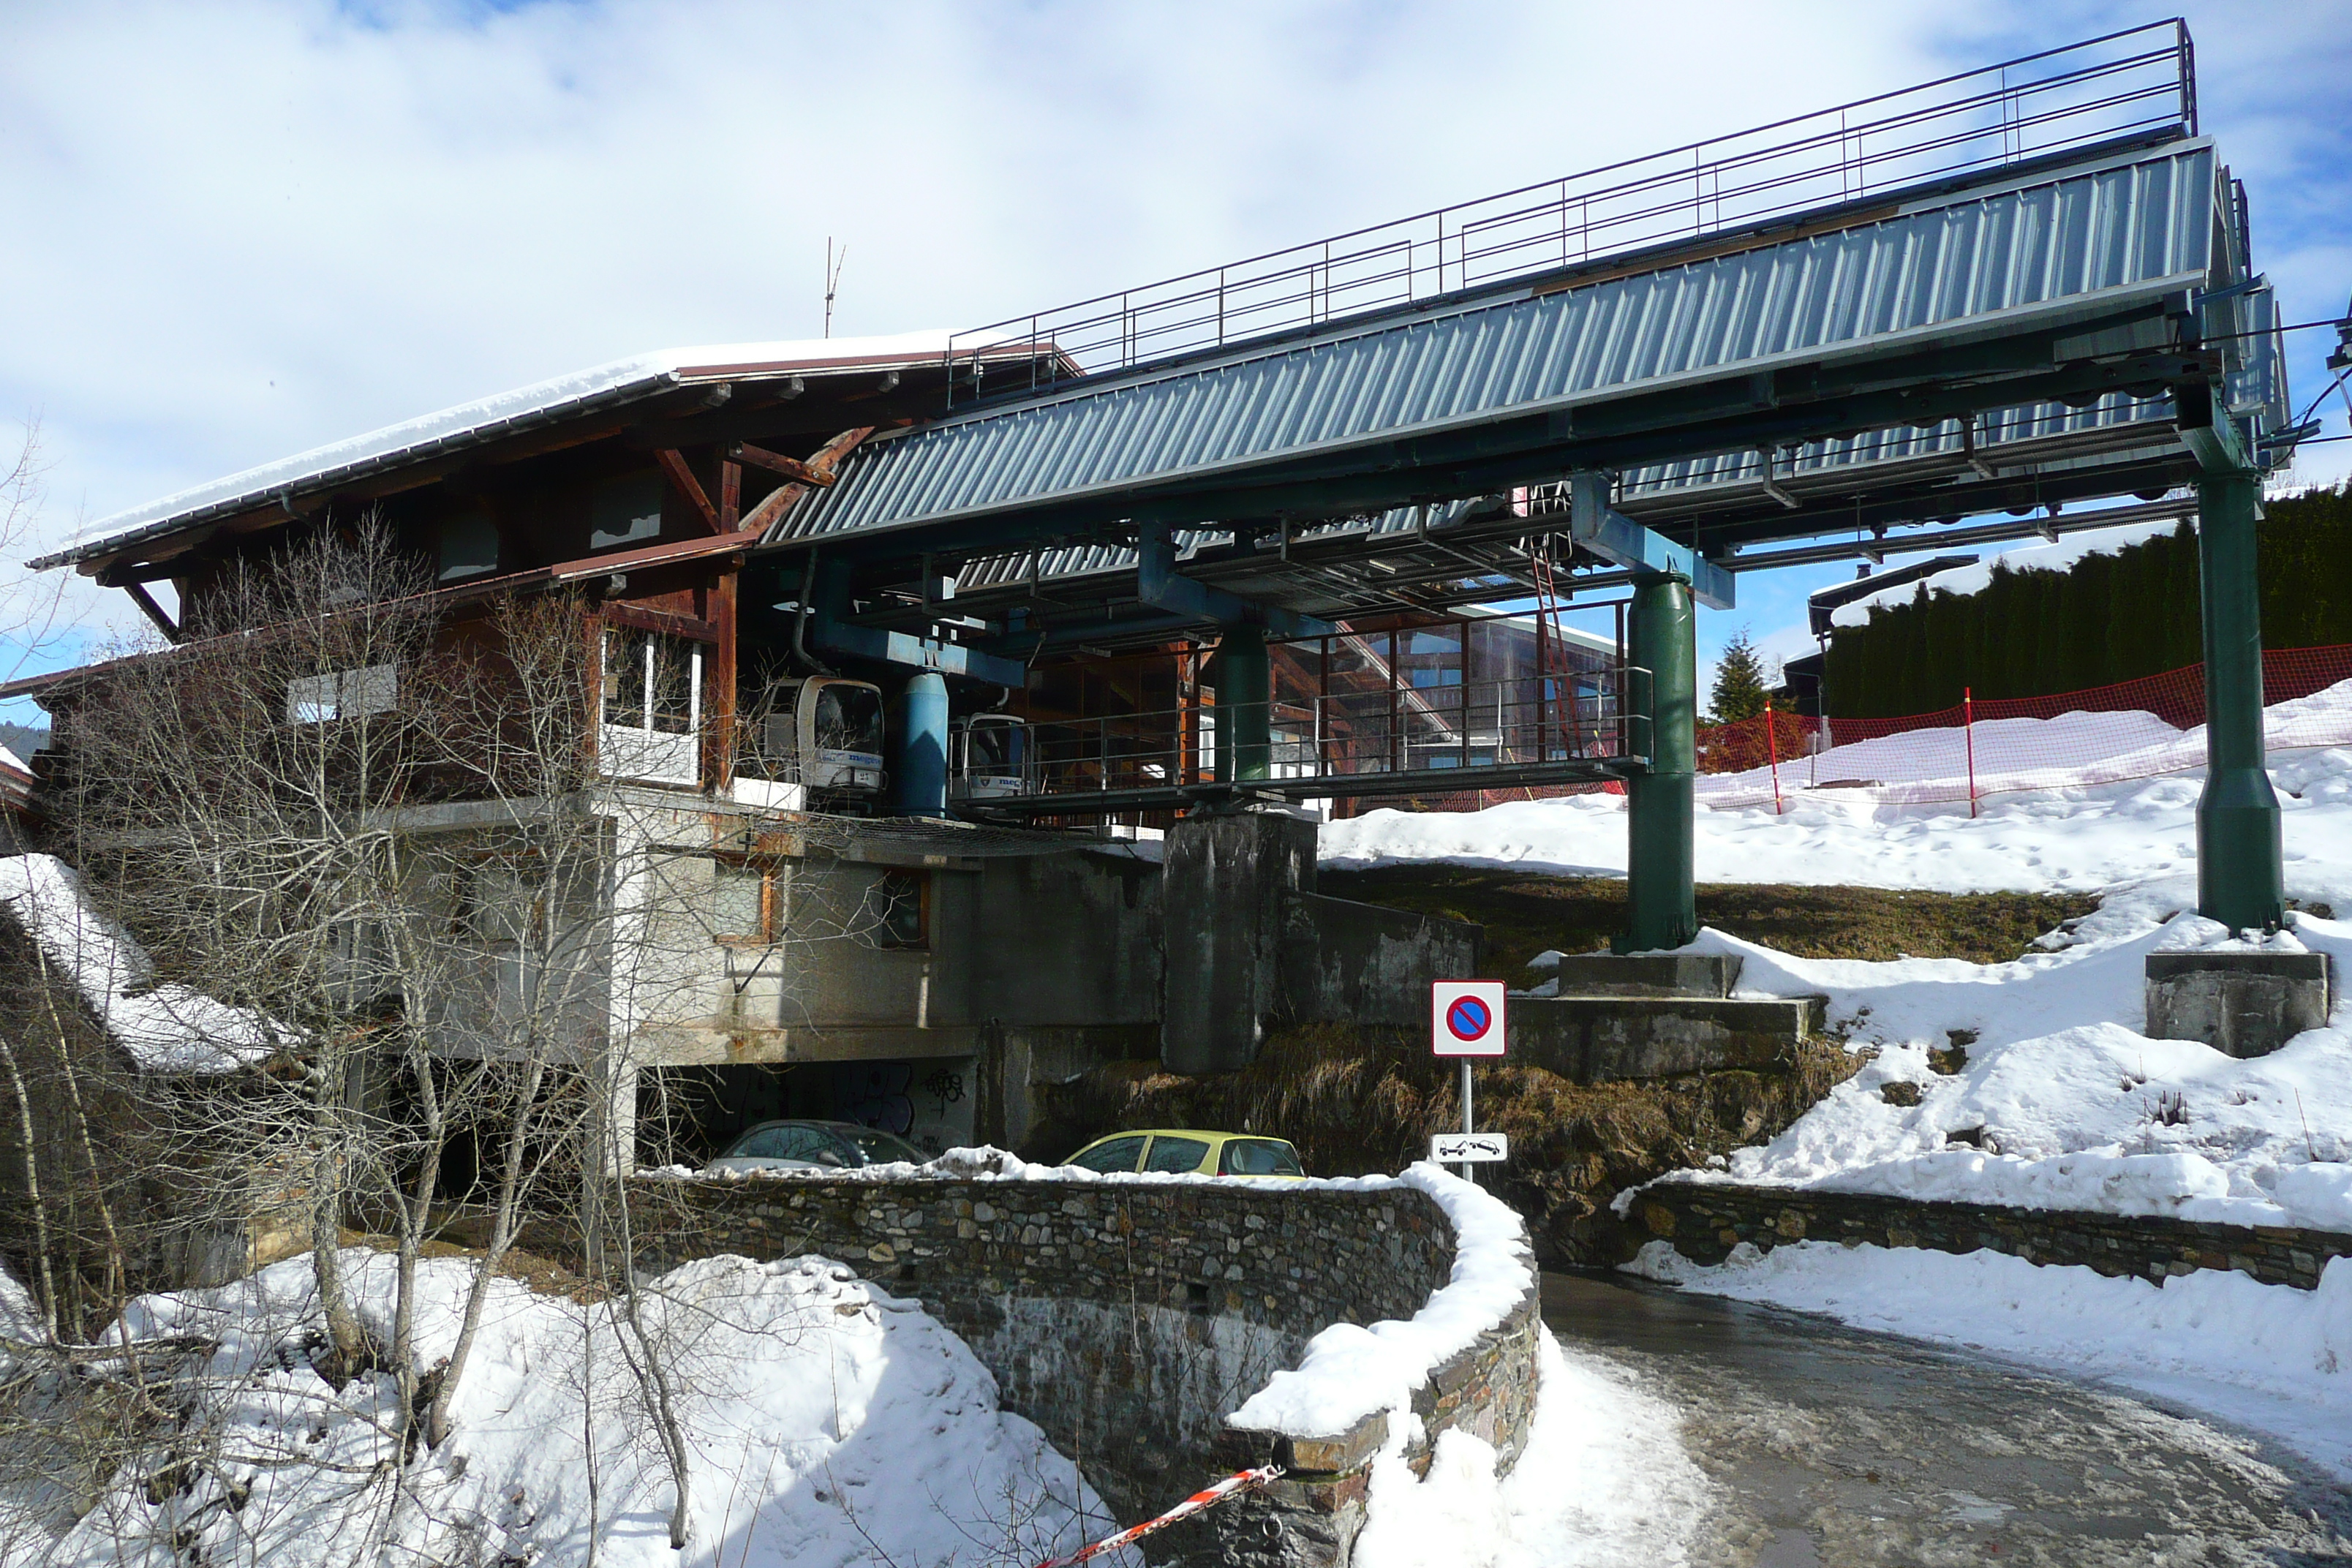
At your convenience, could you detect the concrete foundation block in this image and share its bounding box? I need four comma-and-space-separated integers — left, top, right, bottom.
2144, 950, 2331, 1058
1507, 994, 1823, 1083
1546, 952, 1742, 998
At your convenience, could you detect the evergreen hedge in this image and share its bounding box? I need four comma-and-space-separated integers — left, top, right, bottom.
1821, 486, 2352, 717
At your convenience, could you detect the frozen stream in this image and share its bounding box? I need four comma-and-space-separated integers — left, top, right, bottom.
1540, 1271, 2352, 1566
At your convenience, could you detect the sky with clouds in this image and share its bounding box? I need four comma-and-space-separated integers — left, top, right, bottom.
2, 0, 2348, 709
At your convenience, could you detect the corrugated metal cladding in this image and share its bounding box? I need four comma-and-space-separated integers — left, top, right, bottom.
1617, 279, 2288, 504
1618, 392, 2170, 500
774, 142, 2220, 546
952, 499, 1480, 592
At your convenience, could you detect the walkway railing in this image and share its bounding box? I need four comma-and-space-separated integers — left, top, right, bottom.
948, 21, 2193, 398
1006, 669, 1634, 801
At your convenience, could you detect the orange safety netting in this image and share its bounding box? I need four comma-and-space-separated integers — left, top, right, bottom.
1696, 644, 2352, 812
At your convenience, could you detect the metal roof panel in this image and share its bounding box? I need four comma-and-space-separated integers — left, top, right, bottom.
775, 142, 2218, 549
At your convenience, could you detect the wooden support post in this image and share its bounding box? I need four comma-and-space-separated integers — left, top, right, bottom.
719, 460, 740, 532
706, 568, 739, 791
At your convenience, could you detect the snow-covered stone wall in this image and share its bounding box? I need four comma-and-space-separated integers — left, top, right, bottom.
617, 1162, 1539, 1567
1631, 1178, 2352, 1289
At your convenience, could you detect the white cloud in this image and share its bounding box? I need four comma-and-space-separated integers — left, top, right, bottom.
1, 0, 2345, 648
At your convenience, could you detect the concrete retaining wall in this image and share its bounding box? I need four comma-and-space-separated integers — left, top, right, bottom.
1631, 1178, 2352, 1289
1509, 994, 1825, 1084
624, 1170, 1539, 1567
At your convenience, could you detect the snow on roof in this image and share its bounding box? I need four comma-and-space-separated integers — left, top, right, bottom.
1828, 515, 2187, 628
37, 331, 977, 571
0, 853, 282, 1073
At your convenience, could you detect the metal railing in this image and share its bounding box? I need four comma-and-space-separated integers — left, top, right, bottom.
1011, 668, 1636, 798
947, 21, 2193, 400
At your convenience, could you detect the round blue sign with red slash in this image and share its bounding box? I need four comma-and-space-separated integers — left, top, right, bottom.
1431, 979, 1507, 1057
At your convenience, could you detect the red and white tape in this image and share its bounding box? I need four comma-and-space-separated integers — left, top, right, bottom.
1034, 1464, 1286, 1568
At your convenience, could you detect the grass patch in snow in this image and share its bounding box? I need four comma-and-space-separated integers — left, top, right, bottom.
1319, 866, 2097, 981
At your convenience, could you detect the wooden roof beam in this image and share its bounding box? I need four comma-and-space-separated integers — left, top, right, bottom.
655, 448, 722, 533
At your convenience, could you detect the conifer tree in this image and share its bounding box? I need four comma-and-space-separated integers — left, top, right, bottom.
1709, 627, 1771, 724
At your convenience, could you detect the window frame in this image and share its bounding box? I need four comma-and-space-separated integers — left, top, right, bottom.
710, 856, 785, 946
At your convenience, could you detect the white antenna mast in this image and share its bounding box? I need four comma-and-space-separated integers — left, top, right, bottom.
824, 238, 847, 339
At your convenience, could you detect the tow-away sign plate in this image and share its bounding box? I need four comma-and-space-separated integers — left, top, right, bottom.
1431, 1132, 1509, 1164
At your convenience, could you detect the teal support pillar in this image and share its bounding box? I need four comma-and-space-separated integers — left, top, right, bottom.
891, 671, 950, 818
2195, 467, 2285, 931
1620, 573, 1697, 952
1211, 625, 1272, 783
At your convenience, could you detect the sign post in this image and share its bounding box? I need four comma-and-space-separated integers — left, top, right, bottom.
1430, 980, 1507, 1178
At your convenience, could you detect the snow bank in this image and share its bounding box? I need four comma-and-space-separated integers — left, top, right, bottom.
1629, 1240, 2352, 1482
0, 854, 280, 1072
48, 1248, 1120, 1568
1353, 1330, 1712, 1568
1645, 896, 2352, 1232
1322, 742, 2352, 905
1228, 1164, 1535, 1438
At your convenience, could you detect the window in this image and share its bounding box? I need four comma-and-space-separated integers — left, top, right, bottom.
1143, 1136, 1212, 1174
1066, 1134, 1146, 1174
590, 474, 664, 551
862, 870, 927, 949
456, 860, 544, 947
725, 1124, 841, 1164
812, 682, 883, 758
599, 627, 702, 785
437, 512, 500, 581
287, 664, 398, 724
1218, 1139, 1303, 1177
711, 860, 782, 945
601, 629, 700, 734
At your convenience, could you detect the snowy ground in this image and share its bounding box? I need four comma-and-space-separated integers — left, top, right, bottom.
26, 1249, 1122, 1568
3, 1162, 1711, 1568
1324, 745, 2352, 902
1323, 728, 2352, 1487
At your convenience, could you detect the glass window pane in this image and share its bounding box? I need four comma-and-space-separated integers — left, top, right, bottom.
590, 474, 664, 551
1218, 1139, 1303, 1176
864, 871, 926, 949
650, 638, 696, 734
602, 630, 644, 727
814, 683, 883, 756
1068, 1134, 1146, 1173
840, 1128, 927, 1166
1143, 1136, 1211, 1174
730, 1124, 829, 1161
438, 512, 500, 581
712, 864, 767, 942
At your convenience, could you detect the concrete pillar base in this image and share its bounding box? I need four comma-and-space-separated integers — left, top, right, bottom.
2144, 951, 2330, 1058
1160, 807, 1318, 1074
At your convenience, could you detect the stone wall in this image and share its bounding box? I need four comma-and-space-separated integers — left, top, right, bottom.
1631, 1178, 2352, 1290
623, 1171, 1539, 1567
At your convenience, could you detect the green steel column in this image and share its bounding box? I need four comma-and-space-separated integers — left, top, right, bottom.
1621, 573, 1697, 952
2196, 467, 2285, 930
1212, 624, 1272, 782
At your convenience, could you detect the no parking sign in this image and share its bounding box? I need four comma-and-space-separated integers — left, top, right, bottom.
1431, 979, 1507, 1058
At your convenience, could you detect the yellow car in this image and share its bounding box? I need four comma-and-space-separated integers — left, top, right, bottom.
1063, 1129, 1305, 1179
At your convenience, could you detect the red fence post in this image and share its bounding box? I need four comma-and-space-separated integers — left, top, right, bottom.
1964, 685, 1978, 818
1765, 699, 1783, 815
